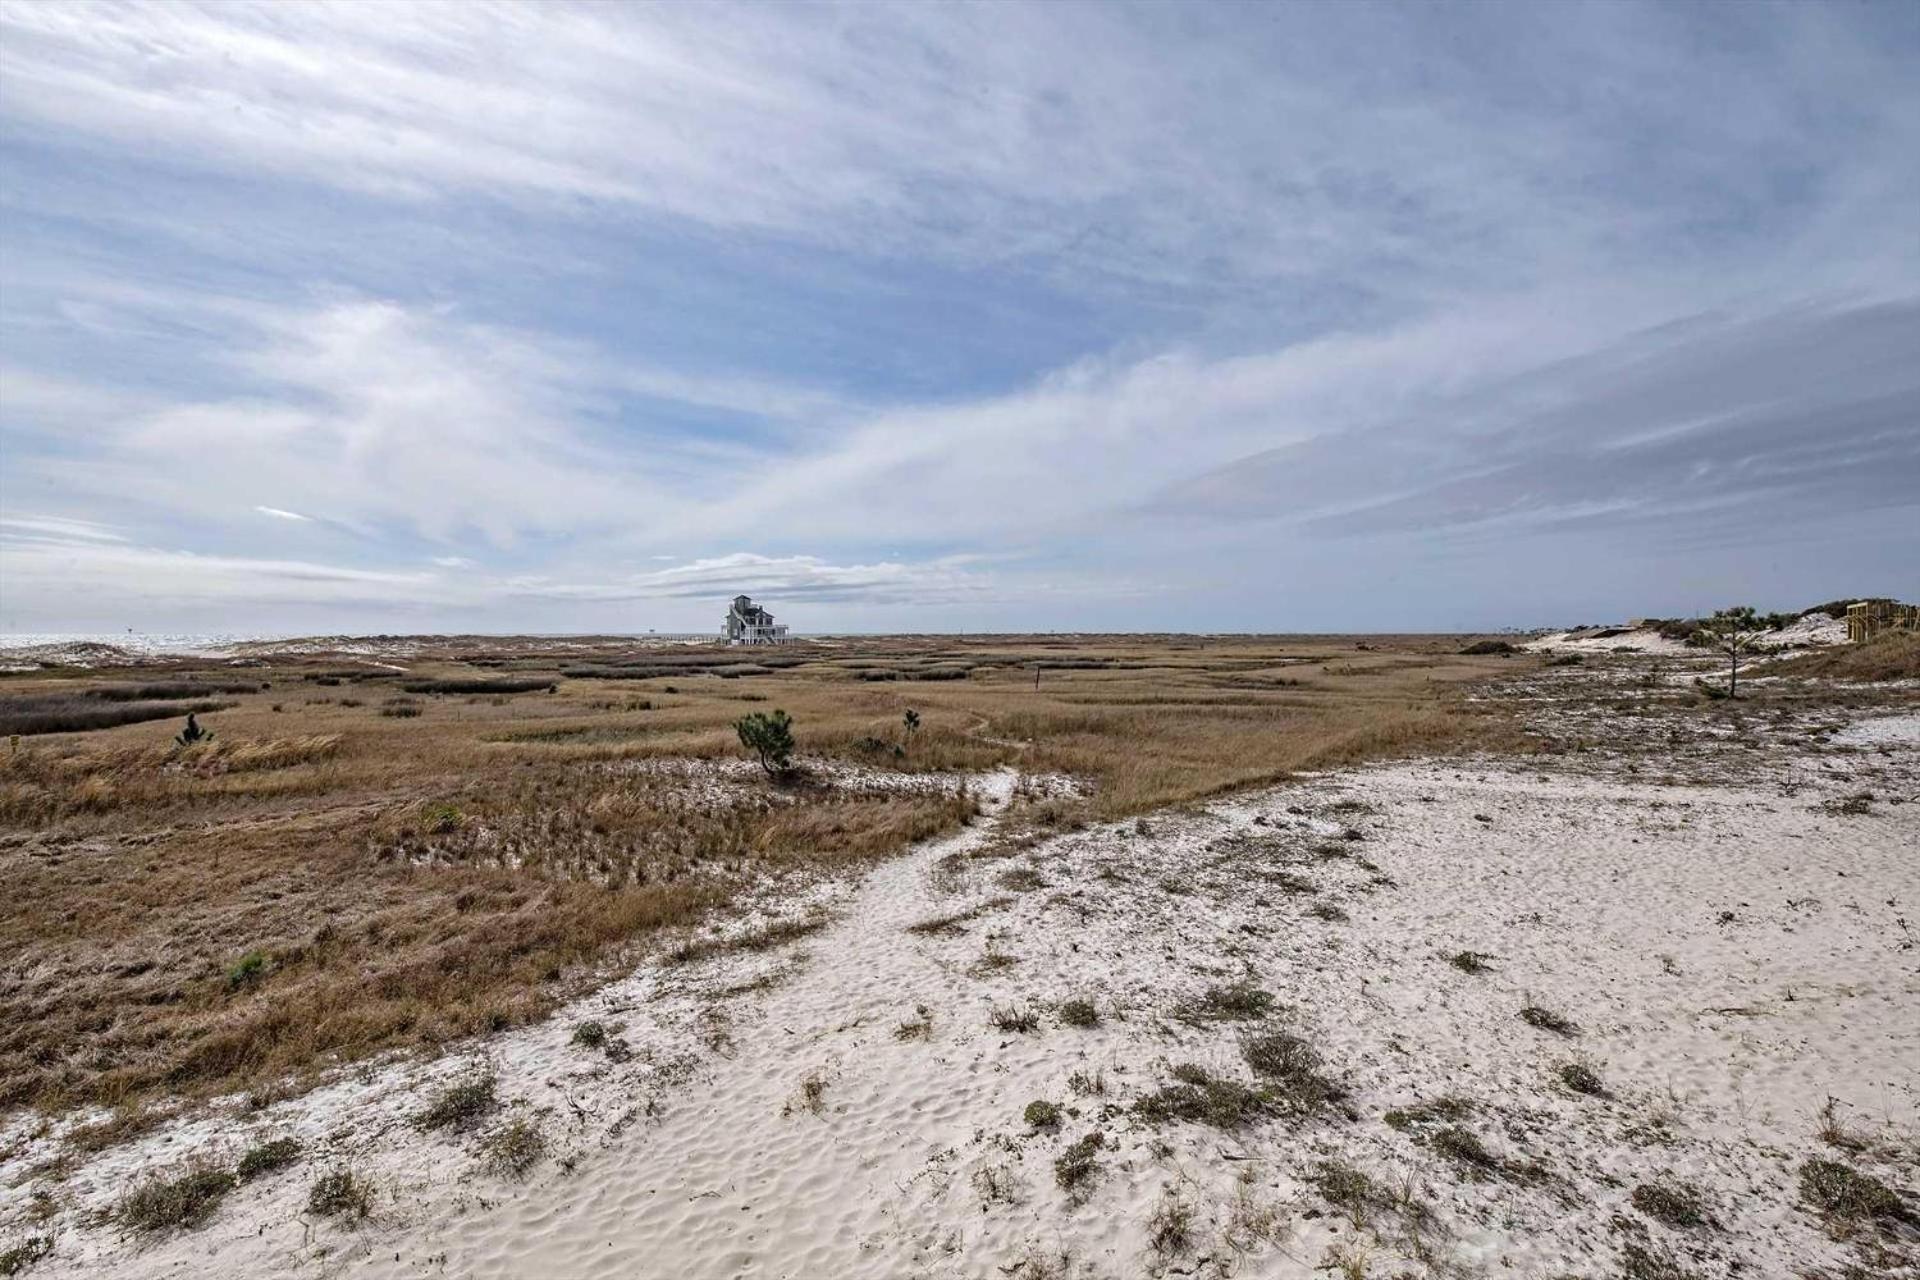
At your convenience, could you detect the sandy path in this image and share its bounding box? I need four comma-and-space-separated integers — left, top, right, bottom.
365, 767, 1024, 1279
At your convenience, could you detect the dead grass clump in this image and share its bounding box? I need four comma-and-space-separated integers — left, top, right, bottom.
482, 1117, 548, 1177
1146, 1186, 1196, 1255
1240, 1030, 1343, 1115
1631, 1179, 1710, 1228
1135, 1064, 1271, 1129
306, 1167, 374, 1220
1556, 1062, 1610, 1097
1799, 1158, 1915, 1235
1310, 1159, 1381, 1223
1448, 950, 1495, 975
1618, 1241, 1696, 1280
791, 1070, 829, 1116
414, 1074, 499, 1133
989, 1004, 1040, 1033
1383, 1096, 1473, 1131
1309, 902, 1350, 922
972, 1162, 1020, 1206
235, 1136, 303, 1181
1520, 1004, 1578, 1036
1186, 980, 1275, 1022
997, 865, 1046, 892
1430, 1126, 1503, 1178
1054, 1131, 1104, 1195
0, 1236, 53, 1276
1057, 997, 1099, 1028
669, 915, 827, 964
118, 1163, 237, 1233
893, 1005, 934, 1041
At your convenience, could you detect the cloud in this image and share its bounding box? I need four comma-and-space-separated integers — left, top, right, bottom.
505, 552, 1008, 608
0, 514, 127, 542
5, 1, 1915, 299
254, 505, 310, 522
1145, 299, 1920, 547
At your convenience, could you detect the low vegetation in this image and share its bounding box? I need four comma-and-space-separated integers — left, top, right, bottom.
236, 1136, 303, 1181
306, 1167, 374, 1219
414, 1074, 499, 1133
0, 633, 1532, 1117
117, 1164, 237, 1233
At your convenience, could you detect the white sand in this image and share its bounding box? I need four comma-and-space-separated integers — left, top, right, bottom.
8, 722, 1917, 1279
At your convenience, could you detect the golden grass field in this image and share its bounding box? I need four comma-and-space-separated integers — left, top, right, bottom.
0, 634, 1538, 1124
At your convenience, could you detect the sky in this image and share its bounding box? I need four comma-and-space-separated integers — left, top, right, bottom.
1, 0, 1916, 636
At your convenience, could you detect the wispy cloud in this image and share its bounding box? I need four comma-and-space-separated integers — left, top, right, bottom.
254, 505, 310, 522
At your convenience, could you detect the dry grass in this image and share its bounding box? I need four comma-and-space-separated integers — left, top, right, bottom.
0, 633, 1527, 1122
1774, 630, 1920, 681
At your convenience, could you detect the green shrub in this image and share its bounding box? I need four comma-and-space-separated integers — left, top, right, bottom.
236, 1136, 303, 1181
307, 1168, 373, 1219
734, 709, 795, 777
226, 950, 268, 990
119, 1166, 237, 1232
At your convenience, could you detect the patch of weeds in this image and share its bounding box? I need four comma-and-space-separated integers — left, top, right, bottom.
790, 1069, 829, 1117
669, 915, 827, 963
1557, 1062, 1610, 1098
1309, 902, 1350, 922
1067, 1068, 1105, 1096
972, 939, 1019, 974
1619, 1241, 1696, 1280
1057, 997, 1099, 1028
1186, 979, 1275, 1022
1822, 792, 1875, 817
1023, 1099, 1062, 1131
1430, 1126, 1503, 1179
997, 865, 1046, 892
989, 1004, 1039, 1033
306, 1167, 374, 1220
906, 906, 983, 935
1383, 1095, 1472, 1132
225, 949, 268, 991
1146, 1185, 1195, 1255
1135, 1063, 1271, 1129
1240, 1030, 1343, 1116
893, 1005, 934, 1041
1266, 871, 1317, 894
1310, 1159, 1381, 1225
118, 1164, 237, 1233
1054, 1131, 1105, 1196
1223, 1170, 1289, 1249
236, 1136, 303, 1181
482, 1117, 548, 1178
414, 1073, 499, 1133
1520, 1004, 1578, 1036
1799, 1158, 1915, 1235
1630, 1179, 1709, 1228
1448, 950, 1495, 975
0, 1236, 52, 1277
570, 1020, 607, 1048
422, 801, 461, 832
1817, 1096, 1867, 1151
972, 1162, 1020, 1206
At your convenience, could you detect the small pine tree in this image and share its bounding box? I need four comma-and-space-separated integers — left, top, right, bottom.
1693, 606, 1767, 698
174, 712, 213, 748
734, 709, 795, 778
